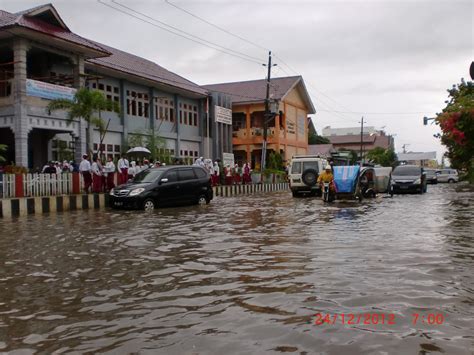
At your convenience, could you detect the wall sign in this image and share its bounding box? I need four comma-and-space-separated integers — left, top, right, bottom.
215, 105, 232, 125
287, 121, 296, 134
222, 152, 234, 167
26, 79, 76, 101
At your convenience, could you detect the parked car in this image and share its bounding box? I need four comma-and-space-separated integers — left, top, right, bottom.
288, 155, 328, 197
109, 166, 213, 210
424, 169, 438, 184
390, 165, 427, 195
435, 168, 459, 183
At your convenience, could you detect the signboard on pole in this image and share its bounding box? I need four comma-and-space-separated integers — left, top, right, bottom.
222, 152, 234, 167
215, 105, 232, 125
26, 79, 76, 101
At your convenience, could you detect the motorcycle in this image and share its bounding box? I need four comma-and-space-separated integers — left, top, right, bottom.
322, 181, 335, 202
322, 182, 330, 202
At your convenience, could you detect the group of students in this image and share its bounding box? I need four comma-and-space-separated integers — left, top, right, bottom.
193, 157, 252, 186
79, 154, 116, 193
77, 153, 256, 193
41, 160, 78, 174
78, 153, 164, 193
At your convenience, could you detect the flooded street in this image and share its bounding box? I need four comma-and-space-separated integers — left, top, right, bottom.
0, 184, 473, 354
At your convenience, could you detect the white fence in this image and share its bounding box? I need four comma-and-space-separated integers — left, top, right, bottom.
1, 173, 83, 198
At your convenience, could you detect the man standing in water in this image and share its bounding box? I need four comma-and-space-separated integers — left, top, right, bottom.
79, 154, 92, 193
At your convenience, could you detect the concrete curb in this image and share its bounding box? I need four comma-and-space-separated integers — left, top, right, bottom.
0, 183, 289, 218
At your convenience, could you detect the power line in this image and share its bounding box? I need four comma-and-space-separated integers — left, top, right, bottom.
160, 0, 361, 116
160, 0, 434, 119
97, 0, 264, 65
164, 0, 270, 53
111, 0, 264, 62
316, 109, 429, 115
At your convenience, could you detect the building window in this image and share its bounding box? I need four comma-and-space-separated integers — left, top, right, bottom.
179, 103, 198, 127
89, 81, 120, 113
126, 90, 149, 118
155, 98, 174, 122
94, 142, 120, 156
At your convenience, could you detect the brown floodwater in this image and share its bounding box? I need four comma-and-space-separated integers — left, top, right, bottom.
0, 183, 473, 354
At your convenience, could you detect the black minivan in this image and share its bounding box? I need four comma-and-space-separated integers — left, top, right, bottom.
390, 165, 427, 195
109, 166, 213, 210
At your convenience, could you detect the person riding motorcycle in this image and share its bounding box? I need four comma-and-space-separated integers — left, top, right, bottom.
318, 165, 336, 199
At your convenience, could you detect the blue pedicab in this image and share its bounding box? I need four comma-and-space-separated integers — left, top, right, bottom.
332, 165, 377, 202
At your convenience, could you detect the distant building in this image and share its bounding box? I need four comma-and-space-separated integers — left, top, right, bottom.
307, 144, 335, 158
205, 76, 315, 168
322, 126, 395, 160
322, 126, 377, 136
397, 151, 437, 167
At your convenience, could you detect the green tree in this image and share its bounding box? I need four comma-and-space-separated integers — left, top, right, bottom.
366, 147, 398, 167
308, 131, 330, 144
267, 151, 284, 171
47, 88, 118, 155
434, 79, 474, 182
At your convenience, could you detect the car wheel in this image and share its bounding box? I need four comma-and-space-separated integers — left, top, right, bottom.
291, 190, 298, 198
197, 194, 209, 205
448, 179, 454, 183
143, 199, 155, 211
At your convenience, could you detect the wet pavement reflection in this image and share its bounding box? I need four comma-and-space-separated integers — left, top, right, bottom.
0, 184, 473, 354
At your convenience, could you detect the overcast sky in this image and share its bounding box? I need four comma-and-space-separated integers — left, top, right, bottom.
3, 0, 473, 160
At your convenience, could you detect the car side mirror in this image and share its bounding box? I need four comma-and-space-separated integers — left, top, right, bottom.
160, 178, 169, 184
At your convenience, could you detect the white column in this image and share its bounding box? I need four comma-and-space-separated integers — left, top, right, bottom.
13, 38, 29, 168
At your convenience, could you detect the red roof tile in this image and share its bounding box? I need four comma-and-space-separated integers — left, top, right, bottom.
0, 8, 108, 55
87, 43, 207, 96
204, 76, 301, 103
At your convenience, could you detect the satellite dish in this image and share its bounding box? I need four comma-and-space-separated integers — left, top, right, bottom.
470, 61, 474, 80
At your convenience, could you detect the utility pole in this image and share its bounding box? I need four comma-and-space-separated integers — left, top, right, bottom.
359, 116, 364, 166
261, 51, 273, 172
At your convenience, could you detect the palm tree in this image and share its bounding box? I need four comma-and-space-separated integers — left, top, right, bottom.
47, 88, 118, 155
0, 144, 7, 163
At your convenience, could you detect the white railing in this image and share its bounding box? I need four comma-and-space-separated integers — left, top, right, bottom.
1, 173, 84, 198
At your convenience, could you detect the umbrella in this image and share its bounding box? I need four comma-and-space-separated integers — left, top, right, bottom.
127, 147, 151, 154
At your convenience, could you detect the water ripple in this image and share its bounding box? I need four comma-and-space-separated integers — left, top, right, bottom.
0, 184, 473, 354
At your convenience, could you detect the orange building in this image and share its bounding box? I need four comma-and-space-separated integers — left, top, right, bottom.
205, 76, 315, 168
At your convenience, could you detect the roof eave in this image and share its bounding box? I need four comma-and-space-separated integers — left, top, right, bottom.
281, 77, 316, 114
86, 61, 208, 98
5, 26, 110, 58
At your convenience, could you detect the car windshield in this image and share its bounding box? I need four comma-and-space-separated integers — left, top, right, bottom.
133, 169, 163, 183
393, 166, 421, 176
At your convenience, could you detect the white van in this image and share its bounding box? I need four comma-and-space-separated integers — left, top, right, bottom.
435, 169, 459, 183
288, 155, 328, 197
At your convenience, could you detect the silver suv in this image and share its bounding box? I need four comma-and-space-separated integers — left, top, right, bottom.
436, 169, 459, 183
288, 155, 328, 197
